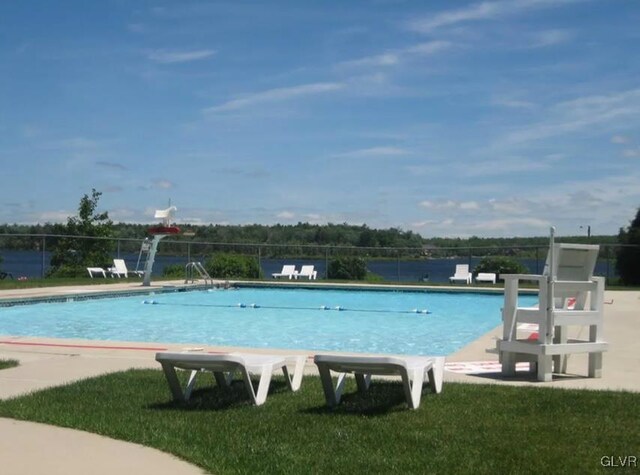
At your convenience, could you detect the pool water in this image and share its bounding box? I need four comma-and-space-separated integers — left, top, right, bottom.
0, 288, 536, 356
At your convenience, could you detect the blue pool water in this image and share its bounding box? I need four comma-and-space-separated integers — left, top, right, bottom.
0, 288, 536, 356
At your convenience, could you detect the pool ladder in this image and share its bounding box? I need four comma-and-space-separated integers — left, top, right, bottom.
185, 261, 214, 286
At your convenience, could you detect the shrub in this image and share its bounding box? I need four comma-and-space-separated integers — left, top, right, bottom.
162, 264, 185, 278
47, 264, 89, 278
327, 256, 367, 280
616, 207, 640, 285
205, 253, 261, 279
474, 256, 528, 279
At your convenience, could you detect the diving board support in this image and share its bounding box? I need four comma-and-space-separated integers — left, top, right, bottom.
142, 234, 167, 287
142, 205, 180, 287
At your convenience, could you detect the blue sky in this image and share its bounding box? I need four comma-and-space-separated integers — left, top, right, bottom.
1, 0, 639, 237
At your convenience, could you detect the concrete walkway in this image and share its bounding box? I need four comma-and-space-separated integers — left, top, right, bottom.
0, 282, 638, 474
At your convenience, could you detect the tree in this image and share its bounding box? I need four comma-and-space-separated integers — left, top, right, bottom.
328, 256, 367, 280
616, 207, 640, 285
48, 189, 114, 277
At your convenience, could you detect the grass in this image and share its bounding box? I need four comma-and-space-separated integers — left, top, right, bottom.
0, 359, 18, 370
0, 370, 638, 474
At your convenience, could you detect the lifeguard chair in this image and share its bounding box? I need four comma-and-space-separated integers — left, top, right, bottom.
495, 228, 608, 381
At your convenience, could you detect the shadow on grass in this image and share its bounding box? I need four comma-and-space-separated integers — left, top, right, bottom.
466, 370, 595, 383
304, 381, 429, 416
148, 378, 292, 411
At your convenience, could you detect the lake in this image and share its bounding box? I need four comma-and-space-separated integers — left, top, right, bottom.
0, 249, 614, 283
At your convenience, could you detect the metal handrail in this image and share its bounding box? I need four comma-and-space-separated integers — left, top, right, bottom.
185, 261, 213, 286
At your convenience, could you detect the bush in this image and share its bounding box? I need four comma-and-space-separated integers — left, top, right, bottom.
474, 256, 528, 279
162, 264, 185, 278
205, 253, 262, 279
616, 207, 640, 285
327, 256, 367, 280
47, 264, 89, 278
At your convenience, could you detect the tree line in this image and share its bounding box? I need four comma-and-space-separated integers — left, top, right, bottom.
0, 189, 637, 284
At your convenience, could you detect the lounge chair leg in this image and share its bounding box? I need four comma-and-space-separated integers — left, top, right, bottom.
160, 363, 186, 402
253, 366, 274, 406
282, 356, 306, 391
317, 365, 345, 407
213, 371, 234, 388
426, 357, 444, 394
401, 368, 424, 410
184, 370, 199, 400
354, 373, 371, 393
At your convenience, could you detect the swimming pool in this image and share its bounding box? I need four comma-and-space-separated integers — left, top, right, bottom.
0, 288, 536, 356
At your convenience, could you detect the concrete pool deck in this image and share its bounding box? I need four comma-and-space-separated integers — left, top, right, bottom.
0, 281, 638, 474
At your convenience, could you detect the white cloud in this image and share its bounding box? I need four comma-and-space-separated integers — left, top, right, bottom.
529, 29, 573, 48
277, 211, 295, 219
500, 88, 640, 146
407, 0, 588, 33
339, 53, 400, 68
337, 41, 451, 71
611, 135, 630, 144
492, 97, 537, 110
153, 180, 174, 189
204, 82, 344, 113
334, 146, 411, 158
32, 210, 72, 223
303, 213, 323, 222
419, 200, 479, 210
404, 41, 452, 55
147, 49, 216, 64
623, 148, 640, 158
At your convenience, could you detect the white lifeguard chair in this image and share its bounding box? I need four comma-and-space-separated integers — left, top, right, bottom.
495, 227, 608, 381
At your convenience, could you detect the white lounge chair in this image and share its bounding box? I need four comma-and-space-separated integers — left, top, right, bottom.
496, 228, 607, 382
475, 272, 497, 284
156, 352, 307, 406
314, 354, 445, 410
109, 259, 143, 278
272, 264, 297, 279
449, 264, 472, 284
86, 267, 106, 278
296, 265, 317, 280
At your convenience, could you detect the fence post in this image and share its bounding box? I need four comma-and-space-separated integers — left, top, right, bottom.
187, 242, 191, 263
325, 247, 329, 279
258, 246, 262, 279
117, 240, 121, 258
535, 247, 540, 274
606, 245, 610, 283
41, 236, 46, 278
396, 250, 400, 282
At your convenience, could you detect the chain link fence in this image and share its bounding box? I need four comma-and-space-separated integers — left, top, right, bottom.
0, 232, 627, 283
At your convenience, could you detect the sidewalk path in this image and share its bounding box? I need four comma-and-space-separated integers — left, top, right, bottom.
0, 418, 207, 475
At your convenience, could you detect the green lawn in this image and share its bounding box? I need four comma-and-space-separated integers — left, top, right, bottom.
0, 370, 638, 474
